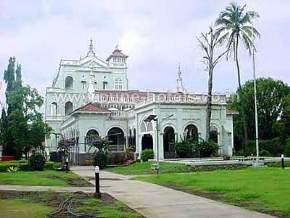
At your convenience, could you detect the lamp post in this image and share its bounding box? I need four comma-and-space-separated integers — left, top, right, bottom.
251, 23, 259, 164
144, 114, 174, 174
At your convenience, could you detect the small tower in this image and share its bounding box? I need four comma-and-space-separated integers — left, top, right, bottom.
87, 39, 95, 56
177, 64, 186, 93
106, 45, 128, 67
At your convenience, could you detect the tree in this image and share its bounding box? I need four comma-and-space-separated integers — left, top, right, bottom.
228, 78, 290, 145
1, 57, 51, 159
197, 27, 228, 141
215, 3, 260, 147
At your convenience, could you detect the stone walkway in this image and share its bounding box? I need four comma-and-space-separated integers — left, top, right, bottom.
0, 184, 94, 193
71, 166, 276, 218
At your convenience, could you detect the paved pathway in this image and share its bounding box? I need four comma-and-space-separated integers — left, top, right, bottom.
71, 166, 276, 218
0, 184, 94, 193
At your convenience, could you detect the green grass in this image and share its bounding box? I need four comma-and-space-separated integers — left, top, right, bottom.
136, 167, 290, 217
106, 162, 193, 175
0, 170, 92, 187
0, 191, 142, 218
0, 199, 54, 218
74, 195, 141, 218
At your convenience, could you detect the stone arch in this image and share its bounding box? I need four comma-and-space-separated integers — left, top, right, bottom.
209, 125, 219, 143
163, 126, 176, 158
65, 76, 73, 89
184, 124, 199, 141
65, 101, 73, 116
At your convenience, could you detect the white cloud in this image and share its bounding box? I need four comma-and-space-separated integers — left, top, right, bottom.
0, 0, 289, 101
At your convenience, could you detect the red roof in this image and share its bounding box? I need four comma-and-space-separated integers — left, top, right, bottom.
226, 109, 239, 115
106, 48, 128, 61
73, 102, 110, 113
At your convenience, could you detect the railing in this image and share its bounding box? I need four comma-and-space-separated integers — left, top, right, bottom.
110, 110, 135, 119
135, 93, 227, 108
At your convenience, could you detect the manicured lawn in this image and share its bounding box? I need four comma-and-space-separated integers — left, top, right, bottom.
106, 162, 192, 175
0, 199, 54, 218
0, 170, 92, 187
0, 191, 142, 218
136, 167, 290, 217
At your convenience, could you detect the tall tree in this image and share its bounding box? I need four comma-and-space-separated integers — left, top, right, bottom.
197, 27, 228, 141
215, 3, 260, 147
228, 78, 290, 143
2, 57, 50, 159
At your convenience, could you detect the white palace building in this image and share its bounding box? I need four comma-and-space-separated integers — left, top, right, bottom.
45, 40, 235, 162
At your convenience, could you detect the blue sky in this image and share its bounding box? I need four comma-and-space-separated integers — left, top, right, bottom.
0, 0, 289, 99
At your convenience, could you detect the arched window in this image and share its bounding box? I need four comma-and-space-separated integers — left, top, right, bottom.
65, 76, 73, 89
114, 78, 122, 90
108, 127, 125, 151
184, 124, 198, 141
65, 101, 73, 116
85, 129, 99, 145
51, 102, 57, 116
103, 81, 108, 90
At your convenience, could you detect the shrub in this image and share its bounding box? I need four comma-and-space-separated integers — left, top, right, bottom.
260, 149, 271, 157
29, 153, 45, 171
197, 140, 219, 157
93, 152, 107, 169
174, 139, 197, 158
284, 137, 290, 157
246, 138, 283, 156
107, 152, 127, 165
141, 149, 154, 162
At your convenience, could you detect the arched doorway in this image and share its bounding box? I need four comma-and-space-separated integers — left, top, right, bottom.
209, 126, 218, 143
163, 126, 175, 158
84, 129, 99, 152
142, 134, 153, 150
184, 124, 198, 141
108, 127, 125, 151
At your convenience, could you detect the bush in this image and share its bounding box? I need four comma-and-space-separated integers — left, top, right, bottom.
29, 153, 45, 171
260, 149, 271, 157
141, 149, 154, 162
174, 139, 197, 158
284, 137, 290, 157
246, 138, 284, 156
197, 140, 219, 157
107, 152, 127, 165
93, 152, 107, 169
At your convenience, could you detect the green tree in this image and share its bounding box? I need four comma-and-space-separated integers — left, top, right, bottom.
229, 78, 290, 145
1, 57, 51, 159
216, 3, 260, 147
197, 27, 228, 141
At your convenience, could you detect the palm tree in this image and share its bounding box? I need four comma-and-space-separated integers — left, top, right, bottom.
197, 27, 228, 141
215, 3, 260, 148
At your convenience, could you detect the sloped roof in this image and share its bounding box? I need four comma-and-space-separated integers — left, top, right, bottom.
73, 102, 110, 113
226, 109, 239, 115
106, 48, 128, 61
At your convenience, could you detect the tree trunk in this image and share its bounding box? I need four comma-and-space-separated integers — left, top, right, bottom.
235, 35, 249, 151
205, 67, 213, 141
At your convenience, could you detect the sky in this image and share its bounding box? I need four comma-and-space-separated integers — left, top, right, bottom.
0, 0, 289, 100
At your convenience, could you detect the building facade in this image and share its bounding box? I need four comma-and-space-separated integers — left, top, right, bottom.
45, 41, 235, 161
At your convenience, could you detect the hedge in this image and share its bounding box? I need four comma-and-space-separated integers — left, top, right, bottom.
0, 161, 61, 172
